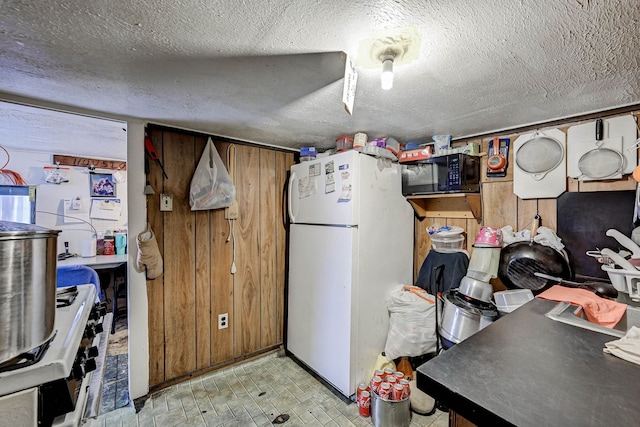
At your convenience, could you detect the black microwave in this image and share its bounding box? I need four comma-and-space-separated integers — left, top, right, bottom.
401, 153, 481, 195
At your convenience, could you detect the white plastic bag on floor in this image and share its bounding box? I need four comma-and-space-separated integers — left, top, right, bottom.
385, 285, 437, 360
189, 137, 235, 210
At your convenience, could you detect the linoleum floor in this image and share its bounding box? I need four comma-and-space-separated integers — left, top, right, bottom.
89, 352, 447, 427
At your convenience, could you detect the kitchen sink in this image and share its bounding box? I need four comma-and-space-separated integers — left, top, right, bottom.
545, 302, 640, 337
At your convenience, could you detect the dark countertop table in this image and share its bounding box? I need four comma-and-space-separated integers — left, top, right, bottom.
416, 298, 640, 427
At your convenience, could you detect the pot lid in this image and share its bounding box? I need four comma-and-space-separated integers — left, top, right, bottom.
444, 289, 498, 317
0, 220, 60, 238
428, 225, 464, 236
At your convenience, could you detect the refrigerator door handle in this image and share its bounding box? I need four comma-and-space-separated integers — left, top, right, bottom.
288, 170, 296, 223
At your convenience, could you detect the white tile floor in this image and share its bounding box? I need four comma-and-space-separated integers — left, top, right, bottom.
88, 352, 447, 427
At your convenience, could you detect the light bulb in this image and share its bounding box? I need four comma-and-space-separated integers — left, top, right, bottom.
381, 57, 394, 90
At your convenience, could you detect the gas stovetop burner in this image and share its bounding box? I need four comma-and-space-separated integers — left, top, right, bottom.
0, 332, 56, 374
56, 285, 78, 307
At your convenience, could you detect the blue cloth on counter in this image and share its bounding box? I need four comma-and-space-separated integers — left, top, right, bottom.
56, 265, 103, 301
415, 250, 469, 295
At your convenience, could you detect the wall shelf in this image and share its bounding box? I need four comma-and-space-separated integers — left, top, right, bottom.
406, 193, 482, 220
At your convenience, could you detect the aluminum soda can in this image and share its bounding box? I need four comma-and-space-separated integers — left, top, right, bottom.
378, 382, 392, 400
370, 376, 382, 394
357, 383, 369, 401
383, 368, 394, 379
393, 371, 404, 381
374, 369, 385, 379
386, 375, 397, 385
357, 391, 371, 417
400, 379, 411, 398
392, 383, 405, 401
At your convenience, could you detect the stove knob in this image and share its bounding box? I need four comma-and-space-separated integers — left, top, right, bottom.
87, 346, 99, 358
83, 327, 96, 340
93, 322, 104, 334
72, 363, 85, 381
90, 302, 108, 320
98, 302, 108, 316
84, 358, 97, 373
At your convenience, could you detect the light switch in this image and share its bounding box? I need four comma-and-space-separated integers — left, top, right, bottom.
160, 193, 173, 211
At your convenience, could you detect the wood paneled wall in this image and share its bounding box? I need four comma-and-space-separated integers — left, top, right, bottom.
413, 114, 639, 289
146, 126, 294, 389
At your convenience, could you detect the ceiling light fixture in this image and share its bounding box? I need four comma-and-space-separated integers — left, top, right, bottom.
381, 54, 395, 90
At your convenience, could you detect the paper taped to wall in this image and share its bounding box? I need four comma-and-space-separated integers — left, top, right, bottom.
90, 198, 121, 220
63, 197, 89, 223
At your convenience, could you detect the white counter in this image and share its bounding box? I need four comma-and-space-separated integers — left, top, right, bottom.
57, 254, 127, 270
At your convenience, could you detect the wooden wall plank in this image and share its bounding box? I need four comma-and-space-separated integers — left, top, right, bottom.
537, 199, 558, 232
482, 181, 517, 227
465, 218, 482, 252
210, 141, 234, 364
517, 198, 538, 231
162, 132, 197, 379
147, 127, 166, 385
194, 136, 211, 370
260, 150, 277, 348
414, 217, 431, 279
234, 145, 261, 355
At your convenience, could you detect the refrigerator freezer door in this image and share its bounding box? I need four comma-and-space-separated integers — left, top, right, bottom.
288, 151, 359, 226
287, 223, 356, 396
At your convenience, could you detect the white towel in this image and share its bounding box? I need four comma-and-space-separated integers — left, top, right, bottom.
603, 326, 640, 365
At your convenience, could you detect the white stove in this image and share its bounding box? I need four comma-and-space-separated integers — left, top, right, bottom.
0, 284, 108, 427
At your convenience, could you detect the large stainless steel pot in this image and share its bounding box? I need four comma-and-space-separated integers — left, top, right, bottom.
0, 221, 60, 364
438, 290, 499, 346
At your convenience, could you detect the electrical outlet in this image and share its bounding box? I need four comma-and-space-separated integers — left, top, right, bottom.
225, 201, 239, 220
218, 313, 229, 329
160, 193, 173, 211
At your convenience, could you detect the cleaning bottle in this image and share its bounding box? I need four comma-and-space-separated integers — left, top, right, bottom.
397, 357, 413, 381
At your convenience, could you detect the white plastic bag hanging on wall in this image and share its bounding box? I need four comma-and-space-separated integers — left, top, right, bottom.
189, 137, 236, 210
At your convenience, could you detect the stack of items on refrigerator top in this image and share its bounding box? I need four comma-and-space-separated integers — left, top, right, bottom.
298, 132, 402, 165
286, 149, 413, 399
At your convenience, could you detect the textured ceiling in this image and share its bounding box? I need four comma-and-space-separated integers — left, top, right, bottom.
1, 0, 640, 153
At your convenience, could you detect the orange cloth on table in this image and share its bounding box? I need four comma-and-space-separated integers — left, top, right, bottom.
536, 285, 627, 328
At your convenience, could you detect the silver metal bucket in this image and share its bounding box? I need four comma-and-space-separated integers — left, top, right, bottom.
0, 221, 60, 364
370, 390, 411, 427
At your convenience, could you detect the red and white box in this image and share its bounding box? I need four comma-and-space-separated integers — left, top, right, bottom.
398, 146, 433, 163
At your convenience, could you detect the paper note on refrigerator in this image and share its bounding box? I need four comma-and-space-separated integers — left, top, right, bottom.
325, 172, 335, 194
298, 176, 315, 199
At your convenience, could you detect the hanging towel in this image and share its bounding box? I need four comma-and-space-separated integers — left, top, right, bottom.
537, 285, 627, 328
136, 224, 163, 279
604, 326, 640, 365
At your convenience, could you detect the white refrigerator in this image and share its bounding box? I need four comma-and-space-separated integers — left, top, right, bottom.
286, 149, 413, 398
